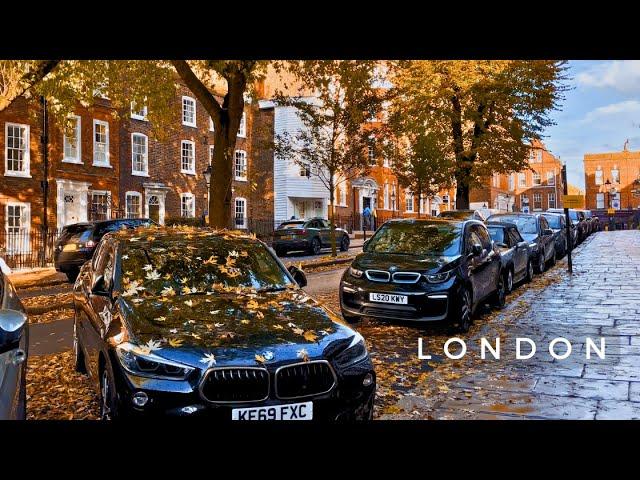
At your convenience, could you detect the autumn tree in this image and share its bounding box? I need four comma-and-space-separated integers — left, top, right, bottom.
274, 60, 384, 256
0, 60, 268, 229
391, 60, 568, 209
386, 131, 453, 218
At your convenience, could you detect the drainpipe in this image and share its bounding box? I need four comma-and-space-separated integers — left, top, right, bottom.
40, 96, 49, 267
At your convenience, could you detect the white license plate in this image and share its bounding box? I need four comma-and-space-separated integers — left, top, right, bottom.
231, 401, 313, 421
369, 292, 408, 304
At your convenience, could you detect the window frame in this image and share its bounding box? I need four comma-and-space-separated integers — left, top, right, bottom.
180, 192, 195, 218
532, 172, 542, 186
130, 102, 148, 121
548, 192, 556, 209
92, 119, 111, 167
4, 201, 31, 253
595, 168, 603, 185
131, 132, 149, 176
237, 111, 246, 138
182, 96, 197, 127
62, 115, 82, 164
125, 191, 142, 219
4, 122, 31, 177
234, 150, 248, 181
546, 170, 555, 185
234, 197, 247, 228
518, 172, 526, 188
180, 140, 196, 175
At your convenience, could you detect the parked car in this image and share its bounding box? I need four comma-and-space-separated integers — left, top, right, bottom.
589, 212, 601, 232
547, 208, 585, 244
486, 222, 533, 292
54, 218, 155, 282
487, 213, 556, 274
580, 209, 597, 234
541, 212, 568, 259
272, 218, 350, 256
0, 270, 28, 420
339, 218, 505, 333
438, 209, 487, 222
72, 226, 375, 420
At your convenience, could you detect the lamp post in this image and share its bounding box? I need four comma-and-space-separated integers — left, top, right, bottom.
391, 189, 396, 218
202, 164, 212, 226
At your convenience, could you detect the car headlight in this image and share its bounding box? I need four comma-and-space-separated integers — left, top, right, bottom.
334, 332, 368, 367
529, 242, 537, 250
115, 342, 194, 380
425, 271, 451, 283
348, 266, 363, 278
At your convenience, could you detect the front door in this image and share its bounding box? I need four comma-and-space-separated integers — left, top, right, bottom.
148, 196, 160, 224
62, 191, 86, 226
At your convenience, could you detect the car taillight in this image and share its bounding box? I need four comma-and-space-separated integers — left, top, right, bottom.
299, 229, 306, 235
85, 240, 96, 248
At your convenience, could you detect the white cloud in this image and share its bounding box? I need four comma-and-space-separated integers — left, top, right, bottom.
576, 61, 640, 93
580, 100, 640, 124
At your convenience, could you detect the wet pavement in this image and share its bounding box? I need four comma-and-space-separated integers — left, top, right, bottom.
379, 230, 640, 419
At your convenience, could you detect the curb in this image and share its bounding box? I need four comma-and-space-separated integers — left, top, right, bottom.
299, 257, 354, 270
26, 301, 74, 315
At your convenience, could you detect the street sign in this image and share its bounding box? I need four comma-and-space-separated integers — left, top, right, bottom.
607, 208, 616, 215
562, 195, 584, 208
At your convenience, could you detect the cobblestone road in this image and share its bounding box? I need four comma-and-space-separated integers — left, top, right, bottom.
383, 230, 640, 419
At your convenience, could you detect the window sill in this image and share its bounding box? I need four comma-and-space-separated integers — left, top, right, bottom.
92, 162, 113, 168
182, 122, 197, 128
235, 177, 248, 182
132, 171, 150, 177
237, 134, 246, 139
131, 115, 148, 121
62, 158, 83, 164
4, 172, 32, 178
181, 170, 196, 176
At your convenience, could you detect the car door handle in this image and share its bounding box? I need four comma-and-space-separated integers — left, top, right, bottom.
11, 349, 26, 366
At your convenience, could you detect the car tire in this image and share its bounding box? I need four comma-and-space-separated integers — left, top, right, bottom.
549, 247, 556, 267
99, 361, 120, 421
340, 235, 350, 252
309, 237, 321, 255
505, 268, 514, 293
73, 320, 87, 374
275, 247, 286, 257
525, 259, 534, 283
453, 286, 472, 333
66, 268, 79, 283
535, 251, 545, 274
492, 272, 507, 309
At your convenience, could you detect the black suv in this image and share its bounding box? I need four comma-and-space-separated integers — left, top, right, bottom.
339, 218, 505, 332
72, 226, 375, 420
54, 218, 155, 281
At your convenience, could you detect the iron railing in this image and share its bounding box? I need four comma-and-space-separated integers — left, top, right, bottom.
0, 229, 62, 270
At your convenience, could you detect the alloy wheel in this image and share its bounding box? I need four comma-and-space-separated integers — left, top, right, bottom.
495, 274, 506, 308
312, 238, 321, 255
506, 269, 513, 293
458, 288, 472, 333
341, 236, 350, 252
538, 252, 545, 273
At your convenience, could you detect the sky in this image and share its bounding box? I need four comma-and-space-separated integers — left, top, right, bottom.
544, 60, 640, 190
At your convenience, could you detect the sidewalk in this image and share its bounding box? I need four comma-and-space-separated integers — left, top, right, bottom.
7, 268, 67, 290
383, 231, 640, 419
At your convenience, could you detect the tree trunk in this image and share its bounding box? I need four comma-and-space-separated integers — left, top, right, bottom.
455, 171, 471, 210
329, 179, 337, 257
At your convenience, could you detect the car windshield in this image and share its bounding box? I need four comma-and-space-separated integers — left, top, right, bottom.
59, 224, 93, 243
490, 216, 537, 234
95, 220, 152, 239
366, 222, 462, 256
119, 233, 294, 295
278, 222, 305, 230
439, 211, 473, 220
542, 214, 562, 229
487, 227, 505, 244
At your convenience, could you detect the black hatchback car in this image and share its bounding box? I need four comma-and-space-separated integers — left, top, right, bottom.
272, 218, 350, 256
0, 269, 28, 420
55, 218, 155, 281
339, 218, 505, 333
487, 213, 556, 274
486, 222, 533, 292
72, 226, 375, 420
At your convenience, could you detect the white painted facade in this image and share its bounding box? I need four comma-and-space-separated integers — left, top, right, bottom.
263, 99, 330, 221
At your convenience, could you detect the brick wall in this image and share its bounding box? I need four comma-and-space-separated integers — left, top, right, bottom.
584, 149, 640, 210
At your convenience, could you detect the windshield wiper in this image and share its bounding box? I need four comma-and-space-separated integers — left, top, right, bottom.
258, 286, 288, 293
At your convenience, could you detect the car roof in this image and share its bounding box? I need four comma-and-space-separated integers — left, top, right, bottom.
541, 212, 564, 217
488, 212, 536, 218
386, 217, 479, 227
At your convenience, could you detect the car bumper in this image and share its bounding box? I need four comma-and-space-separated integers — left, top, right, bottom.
340, 279, 452, 322
54, 250, 93, 271
272, 239, 310, 251
113, 358, 375, 421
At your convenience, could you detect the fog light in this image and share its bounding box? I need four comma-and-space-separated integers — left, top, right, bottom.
362, 373, 374, 387
132, 391, 149, 407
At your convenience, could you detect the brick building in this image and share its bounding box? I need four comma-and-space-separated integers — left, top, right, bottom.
583, 143, 640, 211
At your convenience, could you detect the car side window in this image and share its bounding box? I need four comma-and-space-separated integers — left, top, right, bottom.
465, 226, 483, 254
475, 225, 492, 251
94, 241, 115, 290
319, 220, 330, 229
92, 240, 108, 271
540, 217, 549, 231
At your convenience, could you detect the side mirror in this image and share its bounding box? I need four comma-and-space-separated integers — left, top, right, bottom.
287, 265, 307, 288
0, 309, 27, 354
470, 243, 483, 257
543, 228, 554, 236
363, 239, 370, 252
91, 275, 112, 298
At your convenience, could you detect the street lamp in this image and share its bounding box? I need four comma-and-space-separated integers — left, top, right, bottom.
202, 165, 212, 225
391, 189, 396, 218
